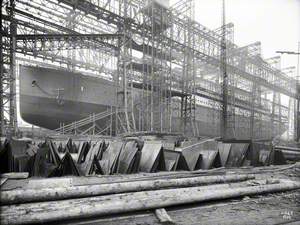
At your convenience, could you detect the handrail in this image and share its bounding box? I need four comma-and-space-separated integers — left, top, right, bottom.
55, 108, 126, 134
55, 109, 112, 134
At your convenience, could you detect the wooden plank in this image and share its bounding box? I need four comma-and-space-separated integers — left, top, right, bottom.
154, 208, 174, 224
0, 178, 8, 186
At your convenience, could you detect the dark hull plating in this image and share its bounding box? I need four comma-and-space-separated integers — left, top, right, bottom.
20, 65, 116, 130
19, 65, 286, 139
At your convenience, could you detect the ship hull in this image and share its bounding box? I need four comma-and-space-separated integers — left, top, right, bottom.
20, 95, 109, 129
19, 65, 286, 139
20, 65, 116, 130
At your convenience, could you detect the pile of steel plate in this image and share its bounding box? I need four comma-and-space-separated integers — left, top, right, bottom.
0, 137, 287, 177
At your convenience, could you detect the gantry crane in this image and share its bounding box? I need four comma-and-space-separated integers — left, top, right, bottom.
277, 44, 300, 141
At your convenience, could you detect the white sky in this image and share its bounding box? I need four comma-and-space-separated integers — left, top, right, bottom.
193, 0, 300, 74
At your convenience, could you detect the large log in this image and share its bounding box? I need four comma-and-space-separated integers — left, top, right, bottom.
275, 145, 300, 152
1, 179, 299, 224
225, 163, 298, 174
0, 172, 29, 179
1, 168, 225, 191
2, 163, 295, 192
1, 174, 254, 205
0, 183, 237, 216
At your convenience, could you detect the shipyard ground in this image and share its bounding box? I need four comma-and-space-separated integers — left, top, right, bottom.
77, 166, 300, 225
66, 191, 299, 225
1, 164, 299, 225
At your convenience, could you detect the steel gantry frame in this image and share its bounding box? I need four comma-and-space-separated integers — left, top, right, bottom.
1, 0, 17, 137
0, 0, 297, 139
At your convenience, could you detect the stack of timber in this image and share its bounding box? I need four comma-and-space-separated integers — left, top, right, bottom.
0, 165, 300, 225
275, 145, 300, 161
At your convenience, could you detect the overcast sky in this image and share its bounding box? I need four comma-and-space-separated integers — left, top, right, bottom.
193, 0, 300, 75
